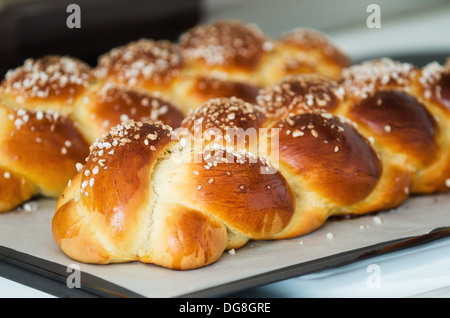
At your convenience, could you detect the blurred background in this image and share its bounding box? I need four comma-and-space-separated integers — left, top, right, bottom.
205, 0, 450, 62
1, 0, 450, 77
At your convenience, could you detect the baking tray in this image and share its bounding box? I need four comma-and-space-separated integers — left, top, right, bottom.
0, 191, 449, 298
1, 52, 450, 298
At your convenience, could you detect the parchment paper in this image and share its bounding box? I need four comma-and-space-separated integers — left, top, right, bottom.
0, 192, 449, 298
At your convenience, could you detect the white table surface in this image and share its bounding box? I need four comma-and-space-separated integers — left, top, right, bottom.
235, 236, 450, 298
0, 277, 54, 298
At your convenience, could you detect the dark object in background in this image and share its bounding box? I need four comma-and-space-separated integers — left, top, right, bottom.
0, 0, 202, 77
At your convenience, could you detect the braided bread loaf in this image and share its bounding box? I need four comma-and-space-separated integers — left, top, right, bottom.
0, 20, 349, 213
0, 56, 185, 212
1, 17, 448, 270
0, 56, 92, 212
52, 57, 450, 270
94, 20, 350, 113
257, 58, 450, 195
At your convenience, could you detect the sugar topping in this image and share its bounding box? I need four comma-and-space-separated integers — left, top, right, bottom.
95, 39, 183, 86
8, 107, 62, 130
193, 75, 261, 103
79, 120, 173, 195
280, 28, 351, 66
419, 61, 446, 100
340, 58, 417, 99
182, 96, 266, 133
1, 56, 91, 102
89, 119, 173, 153
180, 20, 272, 68
277, 112, 360, 155
6, 107, 80, 157
281, 28, 333, 48
197, 142, 274, 173
257, 74, 343, 119
95, 83, 178, 123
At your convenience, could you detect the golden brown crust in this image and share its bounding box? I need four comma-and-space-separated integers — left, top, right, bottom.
0, 20, 442, 270
186, 148, 296, 239
418, 60, 450, 112
0, 105, 90, 198
184, 76, 261, 106
52, 186, 113, 264
53, 120, 296, 269
0, 51, 190, 212
180, 20, 271, 71
74, 84, 185, 143
180, 97, 267, 154
94, 39, 184, 90
280, 28, 351, 68
410, 59, 450, 192
80, 120, 175, 214
0, 56, 92, 113
339, 58, 417, 100
0, 55, 94, 211
0, 168, 37, 213
144, 205, 228, 270
53, 121, 179, 265
150, 144, 295, 266
346, 90, 438, 167
252, 71, 436, 214
273, 113, 382, 206
51, 56, 450, 268
178, 20, 351, 87
181, 97, 267, 134
256, 28, 350, 84
336, 58, 450, 193
257, 74, 344, 121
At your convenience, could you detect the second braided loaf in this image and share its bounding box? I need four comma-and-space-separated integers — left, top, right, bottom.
52, 58, 450, 269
